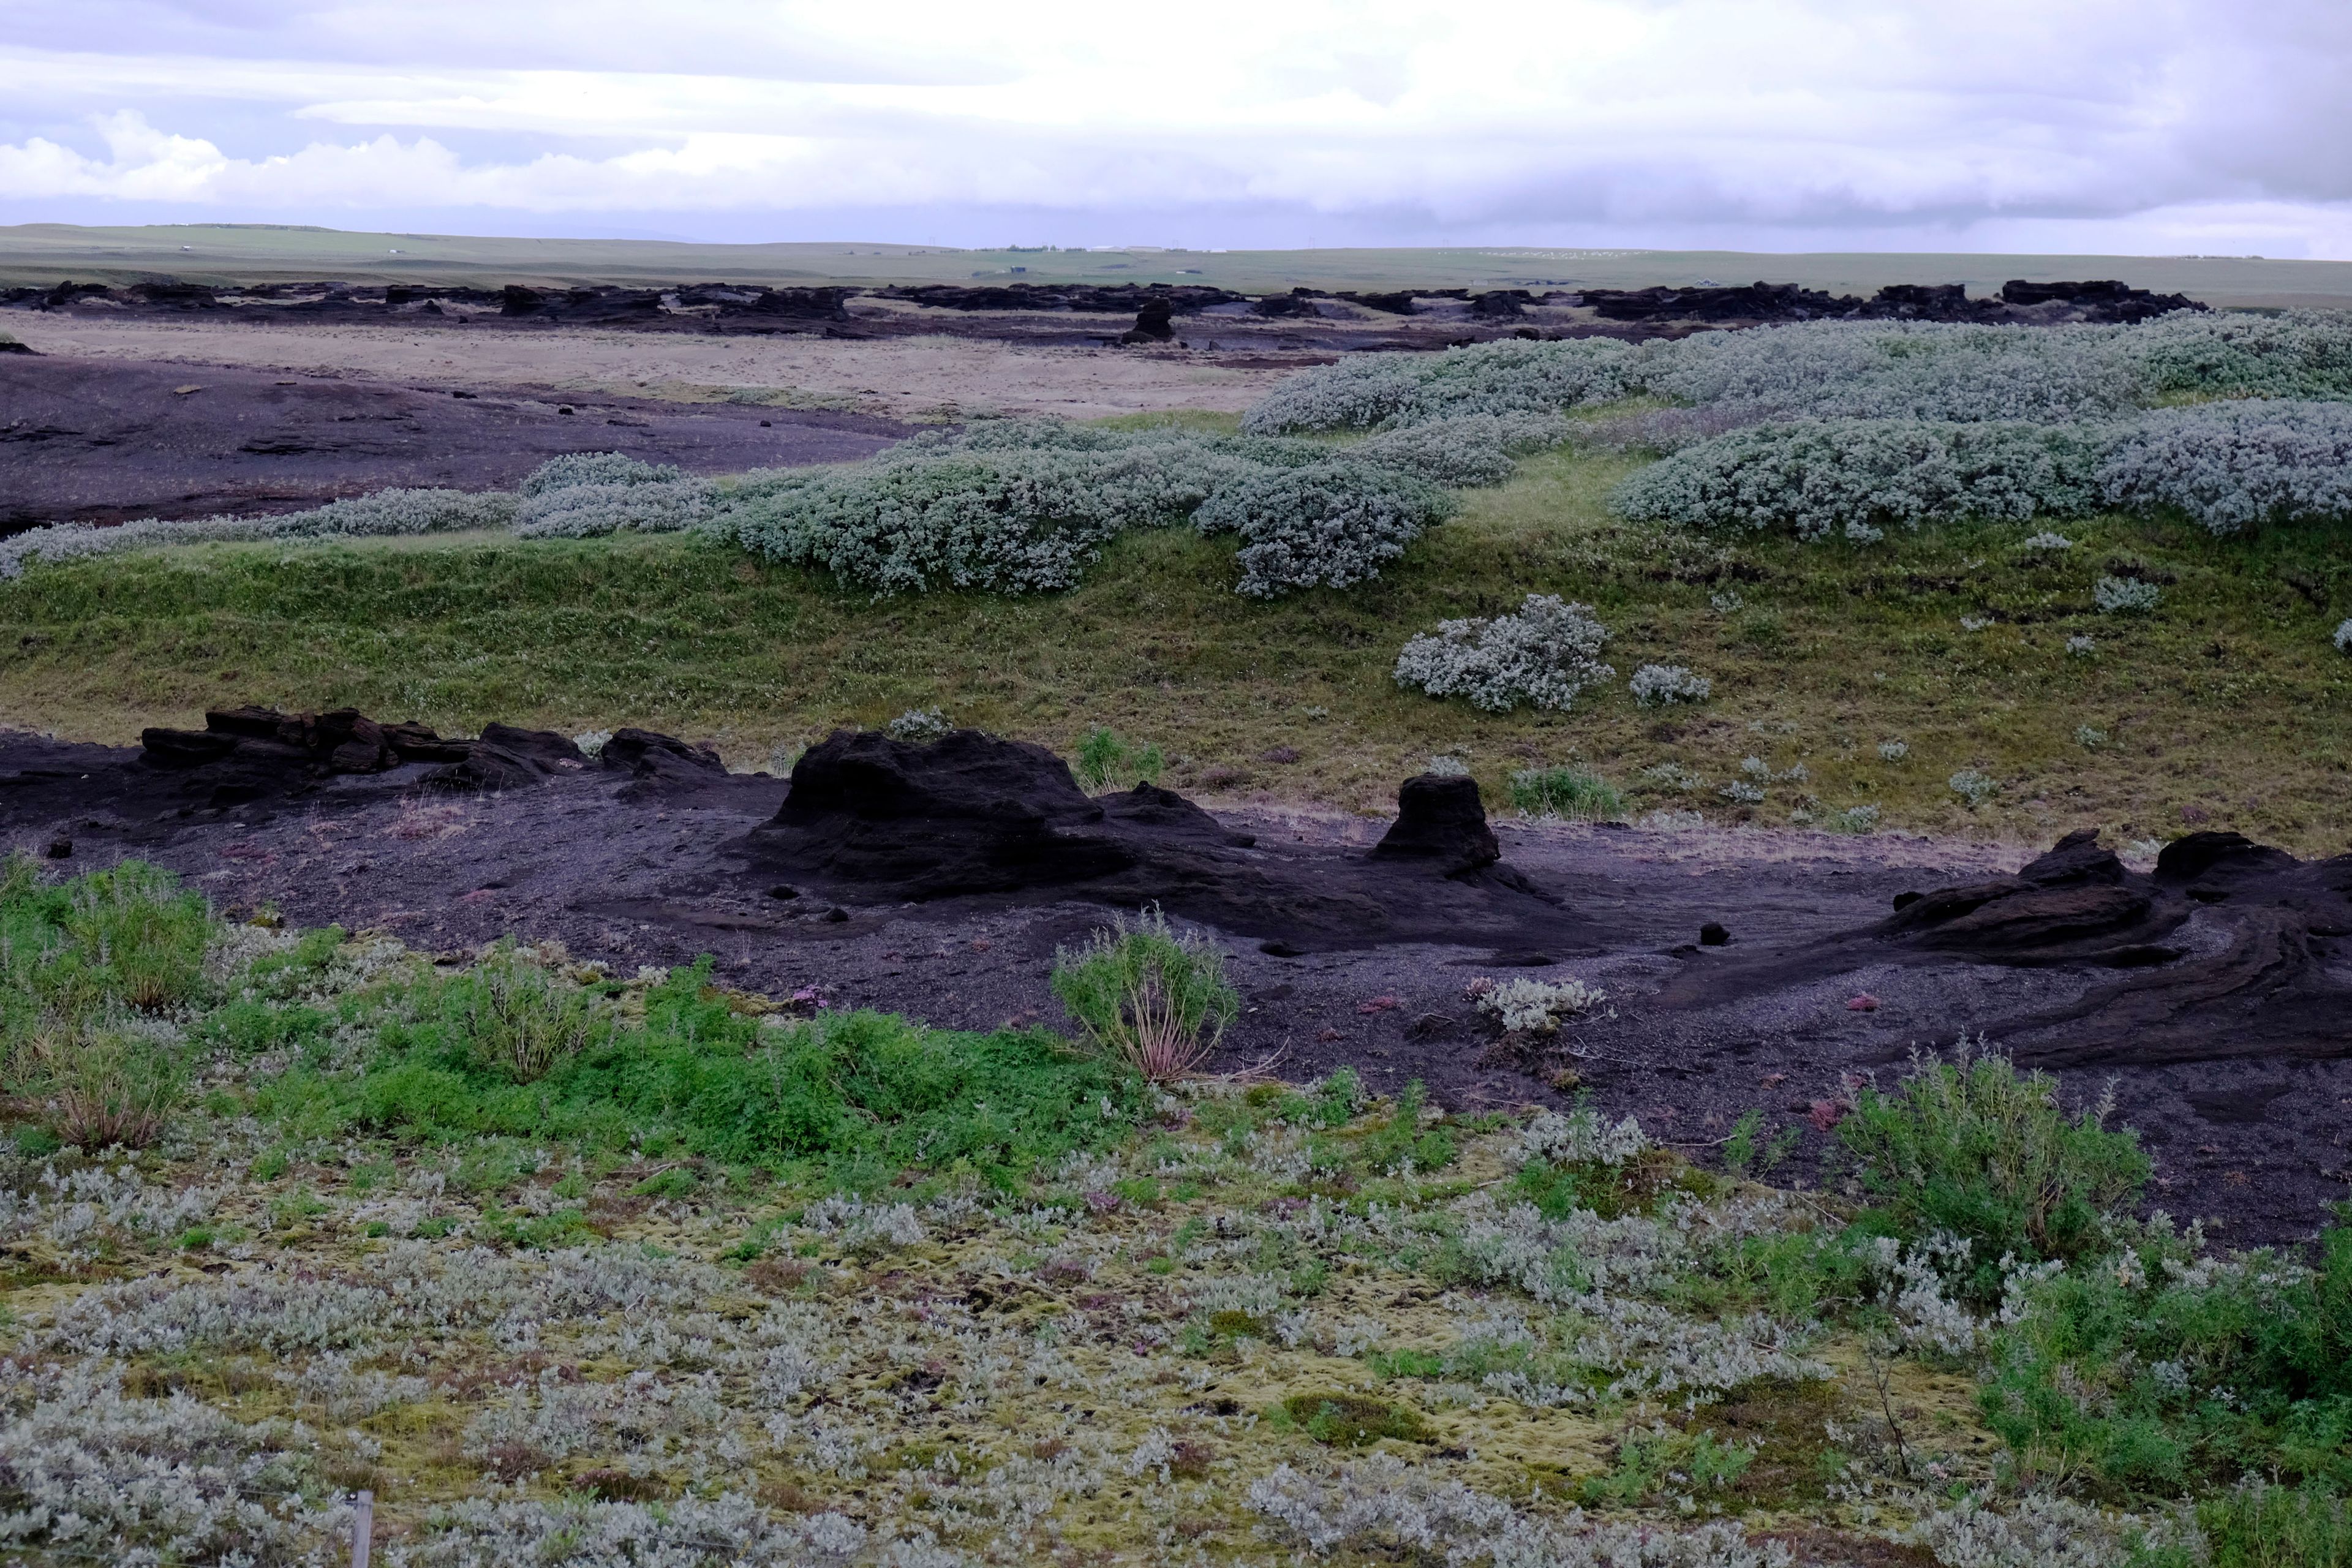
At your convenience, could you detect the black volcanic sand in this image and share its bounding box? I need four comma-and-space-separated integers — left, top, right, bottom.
4, 717, 2346, 1245
0, 355, 913, 526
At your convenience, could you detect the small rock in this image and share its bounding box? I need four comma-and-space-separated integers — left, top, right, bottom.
766, 884, 800, 900
822, 907, 850, 923
1847, 993, 1880, 1011
1891, 890, 1923, 910
1699, 921, 1730, 946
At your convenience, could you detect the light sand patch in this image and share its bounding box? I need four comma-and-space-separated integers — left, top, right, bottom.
4, 315, 1297, 422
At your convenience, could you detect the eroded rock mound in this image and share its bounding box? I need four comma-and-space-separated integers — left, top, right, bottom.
1371, 775, 1501, 875
138, 706, 628, 805
1653, 827, 2351, 1066
750, 730, 1586, 952
758, 729, 1136, 898
1874, 828, 2186, 965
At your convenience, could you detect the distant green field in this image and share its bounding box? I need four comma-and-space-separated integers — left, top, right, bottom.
4, 440, 2346, 853
5, 221, 2351, 308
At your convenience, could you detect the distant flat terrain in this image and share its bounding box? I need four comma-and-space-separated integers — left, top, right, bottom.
4, 221, 2350, 308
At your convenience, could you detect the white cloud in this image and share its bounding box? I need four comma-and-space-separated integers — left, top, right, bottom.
1, 0, 2347, 252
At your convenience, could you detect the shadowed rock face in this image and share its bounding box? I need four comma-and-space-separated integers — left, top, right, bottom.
134, 706, 590, 807
1653, 827, 2352, 1067
1371, 775, 1501, 875
748, 730, 1587, 952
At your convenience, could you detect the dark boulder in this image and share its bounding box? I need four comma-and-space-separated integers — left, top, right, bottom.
1471, 291, 1531, 318
482, 724, 587, 771
1122, 298, 1176, 343
1370, 775, 1501, 875
600, 728, 725, 799
500, 286, 546, 317
758, 728, 1133, 897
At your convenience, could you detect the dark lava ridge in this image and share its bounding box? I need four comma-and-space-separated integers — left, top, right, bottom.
748, 729, 1588, 954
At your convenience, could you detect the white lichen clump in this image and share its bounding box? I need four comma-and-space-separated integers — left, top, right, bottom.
1393, 595, 1615, 713
1627, 663, 1713, 707
1474, 978, 1610, 1034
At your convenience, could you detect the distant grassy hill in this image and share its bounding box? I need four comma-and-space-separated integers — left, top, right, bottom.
4, 221, 2352, 307
4, 437, 2345, 852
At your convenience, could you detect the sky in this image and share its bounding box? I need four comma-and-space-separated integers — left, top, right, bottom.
2, 0, 2349, 256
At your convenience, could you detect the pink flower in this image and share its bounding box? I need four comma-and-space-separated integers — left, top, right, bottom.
1846, 993, 1880, 1012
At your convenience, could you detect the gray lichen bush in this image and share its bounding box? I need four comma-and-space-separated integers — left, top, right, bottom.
1611, 419, 2106, 539
709, 417, 1496, 598
2093, 575, 2162, 615
2097, 399, 2352, 533
519, 453, 684, 496
1632, 321, 2146, 423
1394, 595, 1615, 712
0, 488, 519, 579
1193, 458, 1457, 597
1627, 663, 1712, 707
1349, 412, 1572, 486
1949, 767, 2000, 805
1240, 338, 1634, 434
0, 1360, 350, 1564
884, 707, 952, 742
2337, 618, 2352, 653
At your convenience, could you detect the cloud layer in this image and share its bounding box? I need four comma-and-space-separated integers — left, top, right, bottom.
3, 0, 2349, 252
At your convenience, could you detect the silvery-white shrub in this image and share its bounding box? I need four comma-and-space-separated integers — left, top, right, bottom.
521, 452, 684, 495
1476, 979, 1608, 1033
1949, 768, 2000, 805
1423, 754, 1471, 777
1824, 804, 1881, 834
1194, 458, 1456, 596
2093, 575, 2162, 615
1517, 1106, 1649, 1166
2076, 725, 2107, 749
2020, 531, 2074, 552
1351, 413, 1572, 487
512, 479, 715, 538
2098, 399, 2352, 533
2336, 618, 2352, 652
1394, 595, 1615, 712
1634, 320, 2144, 422
572, 730, 612, 757
2067, 635, 2097, 656
1242, 339, 1634, 434
0, 488, 517, 579
1611, 418, 2105, 540
1877, 740, 1909, 762
1628, 663, 1711, 707
886, 707, 951, 742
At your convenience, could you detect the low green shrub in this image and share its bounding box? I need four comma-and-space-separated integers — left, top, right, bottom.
2130, 1481, 2352, 1567
1839, 1045, 2149, 1303
1987, 1223, 2352, 1493
1072, 726, 1166, 792
298, 958, 1142, 1186
1508, 766, 1626, 821
1050, 907, 1238, 1082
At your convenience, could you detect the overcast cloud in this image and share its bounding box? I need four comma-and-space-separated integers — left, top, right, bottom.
2, 0, 2348, 254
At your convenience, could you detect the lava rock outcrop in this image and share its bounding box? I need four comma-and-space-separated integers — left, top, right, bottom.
1371, 775, 1502, 875
1654, 827, 2351, 1066
136, 706, 604, 807
748, 730, 1587, 952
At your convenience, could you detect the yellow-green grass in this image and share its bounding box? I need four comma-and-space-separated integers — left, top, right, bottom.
4, 447, 2348, 851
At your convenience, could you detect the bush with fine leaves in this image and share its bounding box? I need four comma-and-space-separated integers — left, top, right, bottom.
2098, 399, 2352, 534
1611, 418, 2108, 540
1393, 595, 1615, 712
1195, 459, 1457, 597
1241, 338, 1634, 433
